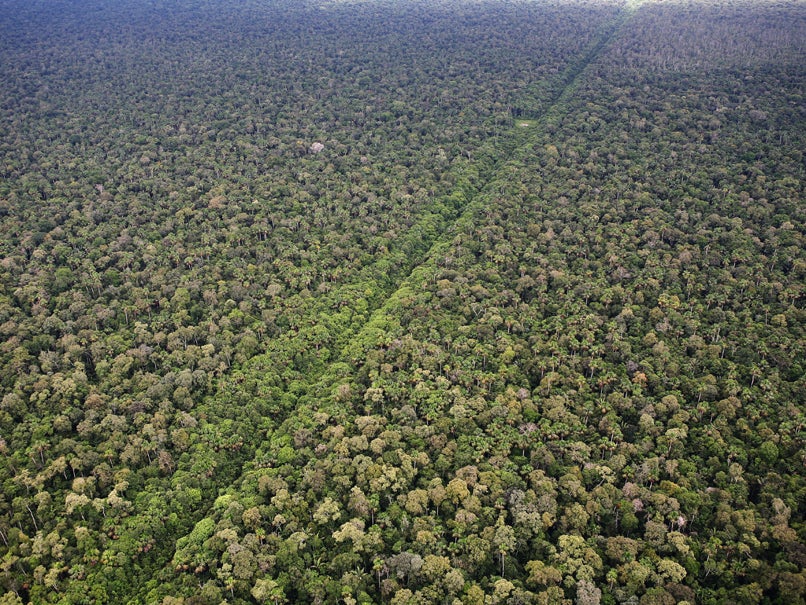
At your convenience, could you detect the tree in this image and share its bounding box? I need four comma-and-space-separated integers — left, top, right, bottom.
526, 561, 563, 588
491, 518, 516, 578
252, 578, 286, 605
576, 580, 601, 605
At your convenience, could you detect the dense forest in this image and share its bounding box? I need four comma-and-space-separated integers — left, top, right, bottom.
0, 0, 803, 604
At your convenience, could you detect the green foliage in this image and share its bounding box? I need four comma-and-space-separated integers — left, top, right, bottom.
1, 0, 804, 603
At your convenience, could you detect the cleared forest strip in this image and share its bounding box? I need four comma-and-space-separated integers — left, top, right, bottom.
131, 4, 637, 602
305, 2, 635, 376
513, 2, 634, 121
110, 55, 572, 605
89, 157, 490, 603
338, 11, 634, 370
